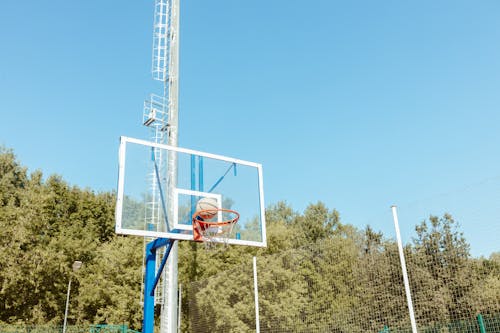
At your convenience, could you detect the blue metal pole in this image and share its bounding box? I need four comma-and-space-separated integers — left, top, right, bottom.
143, 238, 174, 333
143, 242, 156, 333
199, 157, 204, 192
191, 155, 196, 215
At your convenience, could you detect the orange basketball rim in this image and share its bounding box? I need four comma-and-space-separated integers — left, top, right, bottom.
192, 208, 240, 243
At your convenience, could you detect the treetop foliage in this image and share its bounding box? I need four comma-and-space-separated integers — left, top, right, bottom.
1, 147, 498, 332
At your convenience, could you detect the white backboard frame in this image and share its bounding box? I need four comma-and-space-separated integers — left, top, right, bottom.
115, 136, 267, 247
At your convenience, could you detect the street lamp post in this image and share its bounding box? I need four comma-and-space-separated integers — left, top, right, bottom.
63, 261, 82, 333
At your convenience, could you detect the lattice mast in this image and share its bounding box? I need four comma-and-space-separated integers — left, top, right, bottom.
142, 0, 180, 333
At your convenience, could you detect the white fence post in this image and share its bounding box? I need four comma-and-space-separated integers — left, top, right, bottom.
391, 205, 418, 333
253, 256, 260, 333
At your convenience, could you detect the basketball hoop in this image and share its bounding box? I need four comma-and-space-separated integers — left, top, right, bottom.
192, 209, 239, 248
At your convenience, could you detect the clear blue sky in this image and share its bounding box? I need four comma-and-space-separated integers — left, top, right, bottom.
1, 1, 499, 257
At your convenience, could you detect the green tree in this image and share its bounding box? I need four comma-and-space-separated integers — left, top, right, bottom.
465, 253, 500, 316
411, 214, 475, 325
292, 202, 340, 244
356, 227, 411, 331
0, 148, 142, 325
260, 201, 300, 254
0, 147, 27, 206
75, 236, 143, 328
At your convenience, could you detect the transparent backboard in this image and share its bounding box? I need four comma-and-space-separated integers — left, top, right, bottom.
115, 136, 266, 247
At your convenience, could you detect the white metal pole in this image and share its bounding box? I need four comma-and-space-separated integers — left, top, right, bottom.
253, 256, 260, 333
161, 0, 180, 332
177, 283, 182, 333
391, 205, 418, 333
63, 277, 72, 333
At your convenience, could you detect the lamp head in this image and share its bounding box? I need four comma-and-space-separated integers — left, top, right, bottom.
72, 261, 83, 272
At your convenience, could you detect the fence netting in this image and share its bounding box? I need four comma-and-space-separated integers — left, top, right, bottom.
185, 231, 499, 332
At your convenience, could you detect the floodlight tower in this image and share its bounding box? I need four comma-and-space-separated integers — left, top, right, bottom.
142, 0, 180, 333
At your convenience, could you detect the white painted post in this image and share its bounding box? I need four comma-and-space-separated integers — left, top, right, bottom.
177, 283, 182, 333
63, 261, 82, 333
391, 206, 418, 333
253, 256, 260, 333
62, 278, 71, 333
